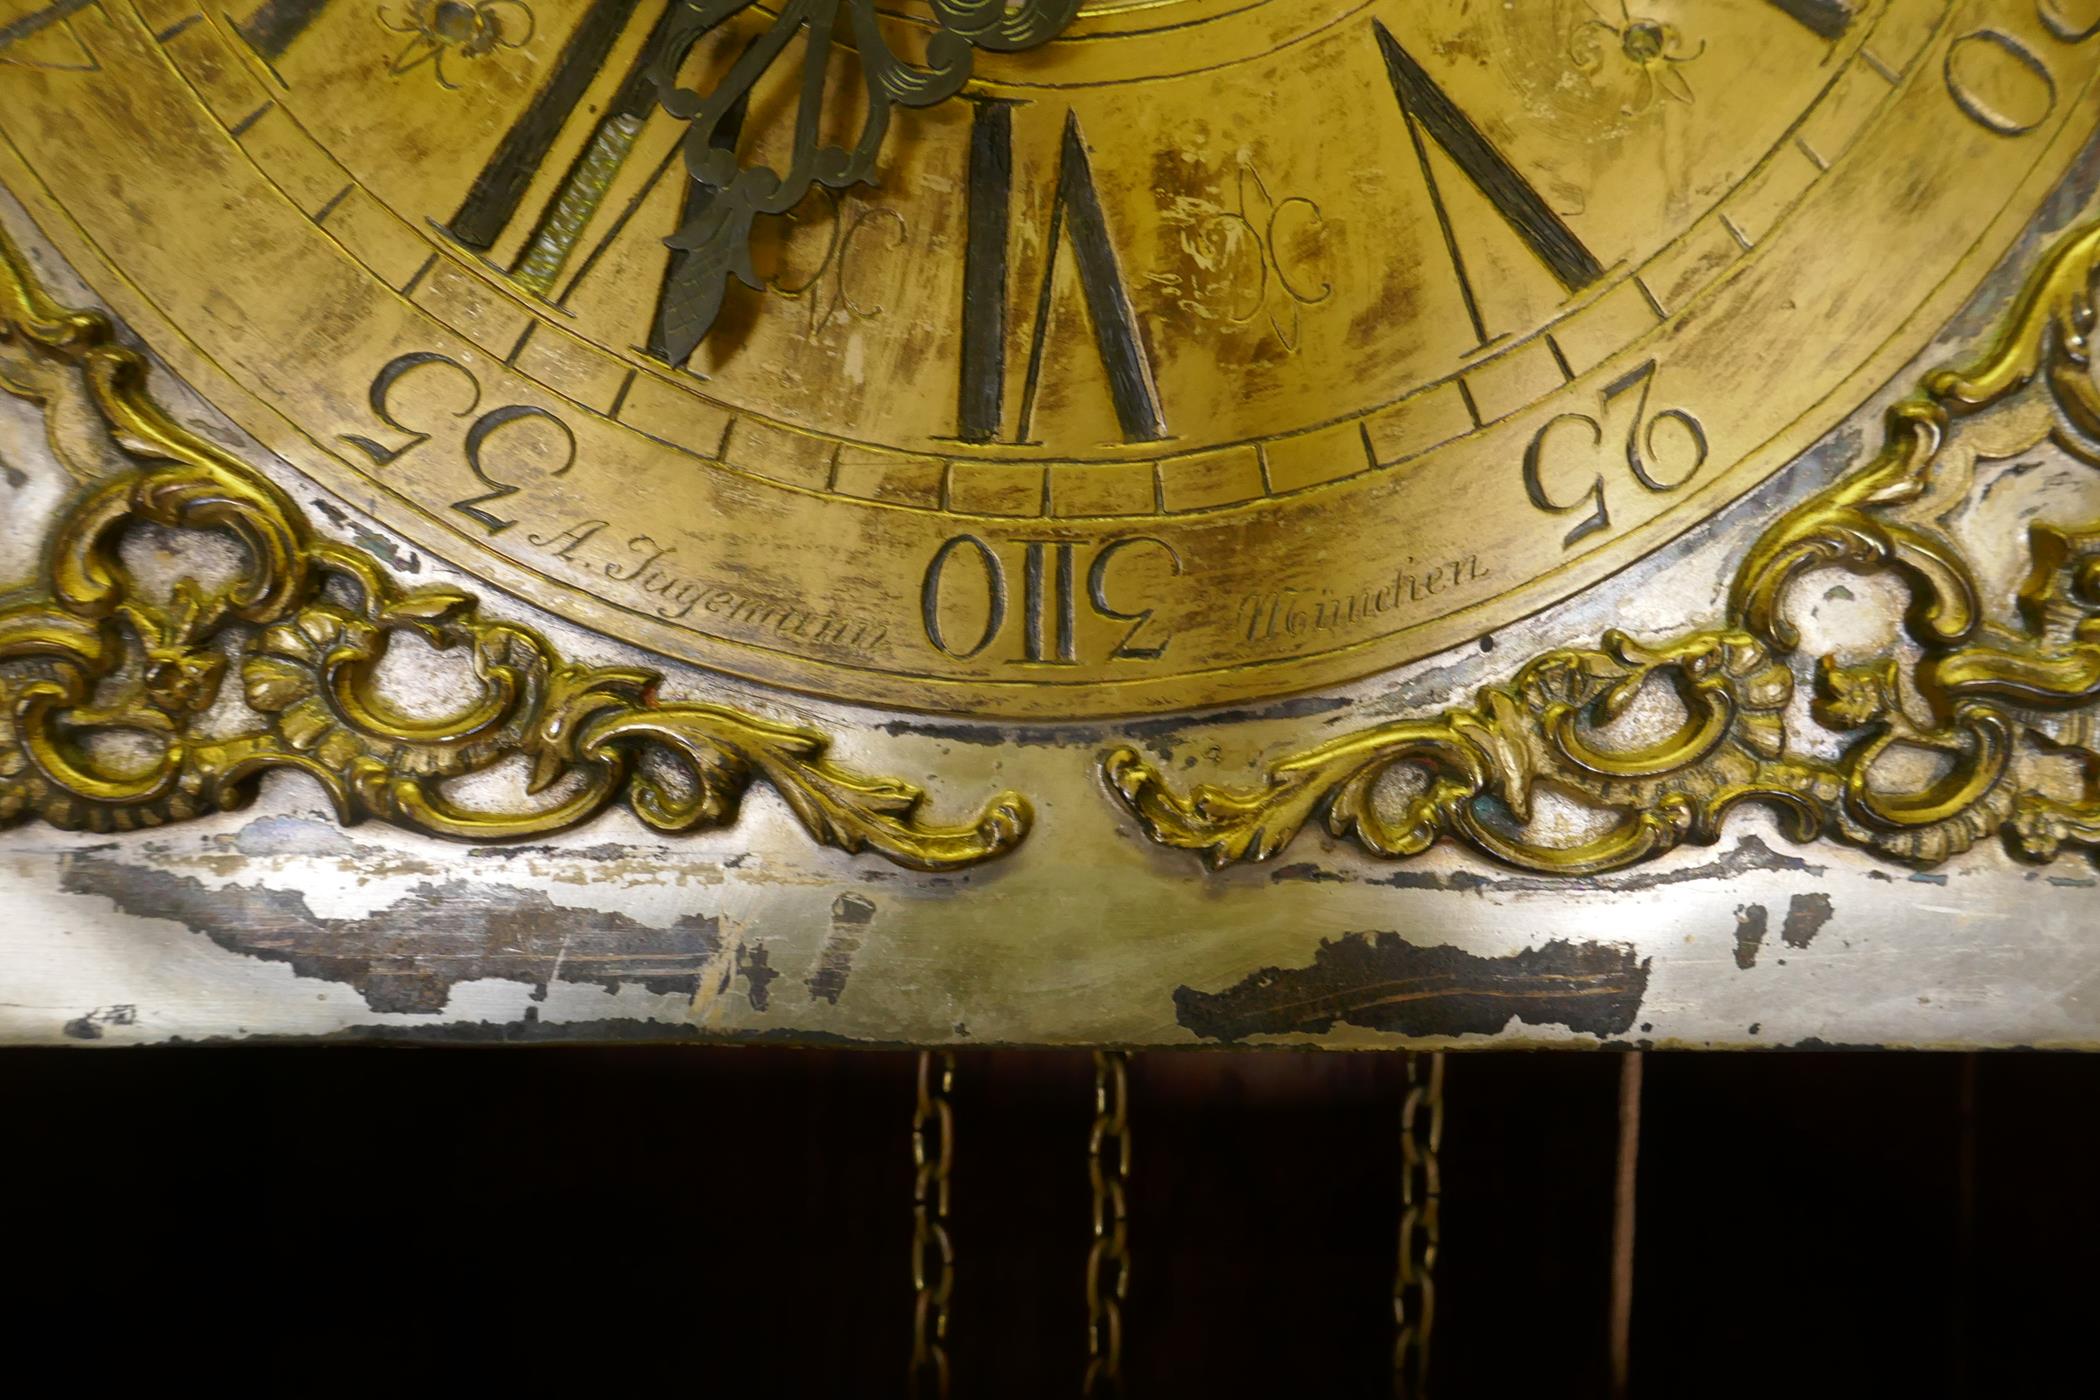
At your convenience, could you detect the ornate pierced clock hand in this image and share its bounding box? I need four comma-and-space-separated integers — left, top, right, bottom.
647, 0, 1081, 363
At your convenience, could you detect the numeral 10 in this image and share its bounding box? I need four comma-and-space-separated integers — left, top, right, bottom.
921, 535, 1181, 665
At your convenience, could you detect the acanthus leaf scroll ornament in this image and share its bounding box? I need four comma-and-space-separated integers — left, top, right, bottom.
1106, 217, 2100, 877
647, 0, 1081, 363
0, 226, 1030, 870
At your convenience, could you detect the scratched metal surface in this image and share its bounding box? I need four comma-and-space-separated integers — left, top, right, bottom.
2, 173, 2098, 1050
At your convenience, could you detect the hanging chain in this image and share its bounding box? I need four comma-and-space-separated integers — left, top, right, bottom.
910, 1050, 957, 1400
1393, 1050, 1445, 1399
1084, 1050, 1132, 1397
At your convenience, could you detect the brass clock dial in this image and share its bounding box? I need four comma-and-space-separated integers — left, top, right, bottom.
1, 0, 2095, 716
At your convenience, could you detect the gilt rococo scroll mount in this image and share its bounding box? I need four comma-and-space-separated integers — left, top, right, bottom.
6, 207, 2100, 886
0, 226, 1029, 870
13, 1, 2092, 718
1111, 217, 2100, 878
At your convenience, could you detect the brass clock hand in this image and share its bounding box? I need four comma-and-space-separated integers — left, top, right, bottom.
648, 0, 1081, 363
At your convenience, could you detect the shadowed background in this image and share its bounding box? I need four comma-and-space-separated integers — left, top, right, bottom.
4, 1048, 2091, 1397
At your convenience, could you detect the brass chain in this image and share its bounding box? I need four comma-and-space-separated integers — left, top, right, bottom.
910, 1050, 957, 1400
1393, 1051, 1445, 1399
1084, 1050, 1133, 1397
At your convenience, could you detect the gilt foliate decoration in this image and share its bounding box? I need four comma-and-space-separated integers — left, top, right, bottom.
1108, 218, 2100, 876
0, 228, 1029, 869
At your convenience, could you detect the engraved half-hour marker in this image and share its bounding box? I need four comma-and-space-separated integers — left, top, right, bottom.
1454, 378, 1482, 428
399, 250, 438, 298
312, 182, 353, 225
1761, 0, 1855, 42
227, 100, 274, 139
1632, 273, 1666, 320
606, 367, 638, 419
504, 319, 538, 365
1374, 22, 1604, 344
1544, 333, 1575, 382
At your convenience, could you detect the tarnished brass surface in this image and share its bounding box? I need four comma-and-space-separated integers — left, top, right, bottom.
3, 0, 2100, 1050
0, 224, 1028, 865
1108, 218, 2100, 876
2, 0, 2096, 714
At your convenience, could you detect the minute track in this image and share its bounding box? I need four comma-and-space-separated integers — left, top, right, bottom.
4, 0, 2088, 716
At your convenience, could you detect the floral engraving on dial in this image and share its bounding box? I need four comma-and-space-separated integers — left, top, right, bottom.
763, 188, 908, 342
1152, 159, 1333, 354
1571, 4, 1705, 115
0, 226, 1030, 869
1108, 217, 2100, 876
379, 0, 535, 90
645, 0, 1081, 363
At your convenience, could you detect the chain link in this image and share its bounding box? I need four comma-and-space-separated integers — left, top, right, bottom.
1393, 1050, 1445, 1399
910, 1050, 956, 1400
1084, 1050, 1132, 1397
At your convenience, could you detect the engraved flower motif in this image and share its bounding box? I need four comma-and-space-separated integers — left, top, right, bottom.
1571, 3, 1705, 116
1151, 158, 1331, 354
378, 0, 535, 91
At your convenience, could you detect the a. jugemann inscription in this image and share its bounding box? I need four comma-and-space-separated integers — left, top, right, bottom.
528, 517, 890, 654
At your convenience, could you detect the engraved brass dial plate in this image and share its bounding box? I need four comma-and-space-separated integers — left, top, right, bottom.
2, 0, 2097, 716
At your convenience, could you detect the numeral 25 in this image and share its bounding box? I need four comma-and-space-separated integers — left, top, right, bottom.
1522, 359, 1707, 550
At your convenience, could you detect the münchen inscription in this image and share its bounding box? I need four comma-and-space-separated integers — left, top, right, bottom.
1237, 554, 1492, 647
